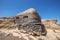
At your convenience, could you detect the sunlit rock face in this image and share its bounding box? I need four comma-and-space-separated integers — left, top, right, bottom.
41, 20, 60, 29
0, 8, 60, 40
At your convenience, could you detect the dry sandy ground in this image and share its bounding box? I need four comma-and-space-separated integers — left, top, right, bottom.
0, 28, 60, 40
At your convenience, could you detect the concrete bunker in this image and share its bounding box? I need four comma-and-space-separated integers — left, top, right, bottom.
14, 8, 47, 36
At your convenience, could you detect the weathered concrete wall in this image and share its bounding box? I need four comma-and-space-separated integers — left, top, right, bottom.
14, 8, 46, 36
15, 8, 41, 25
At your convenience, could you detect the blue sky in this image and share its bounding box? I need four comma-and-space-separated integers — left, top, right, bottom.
0, 0, 60, 24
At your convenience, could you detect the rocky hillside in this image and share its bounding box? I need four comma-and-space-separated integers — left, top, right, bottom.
0, 8, 60, 40
0, 27, 60, 40
0, 19, 60, 40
